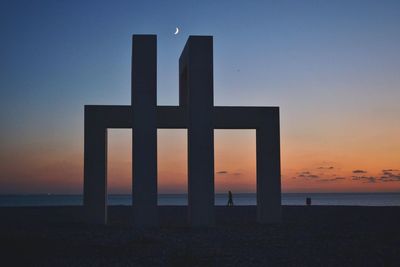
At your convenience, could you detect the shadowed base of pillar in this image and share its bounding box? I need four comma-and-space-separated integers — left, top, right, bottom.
188, 205, 215, 227
257, 204, 282, 223
133, 206, 158, 227
84, 205, 107, 224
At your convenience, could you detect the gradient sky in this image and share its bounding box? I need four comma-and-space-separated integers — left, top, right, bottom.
1, 0, 399, 194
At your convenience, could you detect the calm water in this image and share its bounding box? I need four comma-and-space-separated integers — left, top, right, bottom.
0, 193, 399, 207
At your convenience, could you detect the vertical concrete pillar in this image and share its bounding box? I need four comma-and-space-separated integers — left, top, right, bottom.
181, 36, 215, 227
256, 108, 281, 223
131, 35, 158, 227
83, 108, 108, 224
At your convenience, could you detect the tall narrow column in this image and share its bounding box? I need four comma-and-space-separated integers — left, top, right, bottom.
256, 108, 281, 223
132, 35, 158, 227
83, 107, 108, 224
180, 36, 215, 227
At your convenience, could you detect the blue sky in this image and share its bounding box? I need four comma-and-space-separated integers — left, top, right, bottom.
1, 0, 400, 193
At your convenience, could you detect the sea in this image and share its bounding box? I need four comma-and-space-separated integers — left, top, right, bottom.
0, 193, 399, 207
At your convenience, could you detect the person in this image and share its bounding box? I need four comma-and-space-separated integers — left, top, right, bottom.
227, 190, 234, 206
306, 197, 312, 206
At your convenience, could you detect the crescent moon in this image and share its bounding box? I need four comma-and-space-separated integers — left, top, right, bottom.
174, 27, 179, 35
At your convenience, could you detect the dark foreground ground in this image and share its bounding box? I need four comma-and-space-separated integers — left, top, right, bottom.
0, 206, 399, 266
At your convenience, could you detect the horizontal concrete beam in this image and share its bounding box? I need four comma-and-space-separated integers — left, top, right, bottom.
157, 106, 187, 128
85, 105, 279, 130
85, 105, 132, 128
212, 106, 279, 129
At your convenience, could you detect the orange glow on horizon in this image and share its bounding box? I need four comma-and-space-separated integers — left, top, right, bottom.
1, 129, 399, 194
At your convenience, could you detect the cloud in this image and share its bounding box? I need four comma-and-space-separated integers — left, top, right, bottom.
293, 167, 351, 183
294, 170, 347, 183
379, 169, 400, 182
294, 168, 400, 184
352, 169, 367, 174
350, 169, 400, 183
317, 177, 345, 182
216, 171, 242, 176
294, 171, 319, 180
380, 176, 400, 182
352, 175, 377, 183
317, 166, 334, 170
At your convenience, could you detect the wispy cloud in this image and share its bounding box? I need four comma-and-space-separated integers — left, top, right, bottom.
293, 170, 346, 183
318, 177, 345, 182
352, 169, 367, 174
382, 169, 399, 172
295, 171, 319, 179
294, 167, 400, 184
379, 169, 400, 182
317, 166, 334, 170
352, 175, 377, 183
216, 171, 242, 176
350, 169, 400, 183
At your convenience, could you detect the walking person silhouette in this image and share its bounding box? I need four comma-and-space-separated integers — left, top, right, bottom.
227, 190, 234, 206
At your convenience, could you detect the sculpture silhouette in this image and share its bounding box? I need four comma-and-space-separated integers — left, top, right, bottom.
83, 35, 281, 227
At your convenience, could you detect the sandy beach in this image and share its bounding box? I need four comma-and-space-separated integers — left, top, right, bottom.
0, 206, 399, 266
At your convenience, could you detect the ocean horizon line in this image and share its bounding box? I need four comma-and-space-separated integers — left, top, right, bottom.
1, 192, 399, 196
1, 192, 400, 207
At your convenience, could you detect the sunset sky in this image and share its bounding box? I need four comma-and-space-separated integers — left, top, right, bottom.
1, 0, 399, 194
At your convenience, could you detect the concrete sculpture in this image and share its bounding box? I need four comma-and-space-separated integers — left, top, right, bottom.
83, 35, 281, 227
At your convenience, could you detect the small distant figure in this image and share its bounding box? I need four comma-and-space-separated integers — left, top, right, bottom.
227, 191, 234, 207
306, 197, 312, 206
